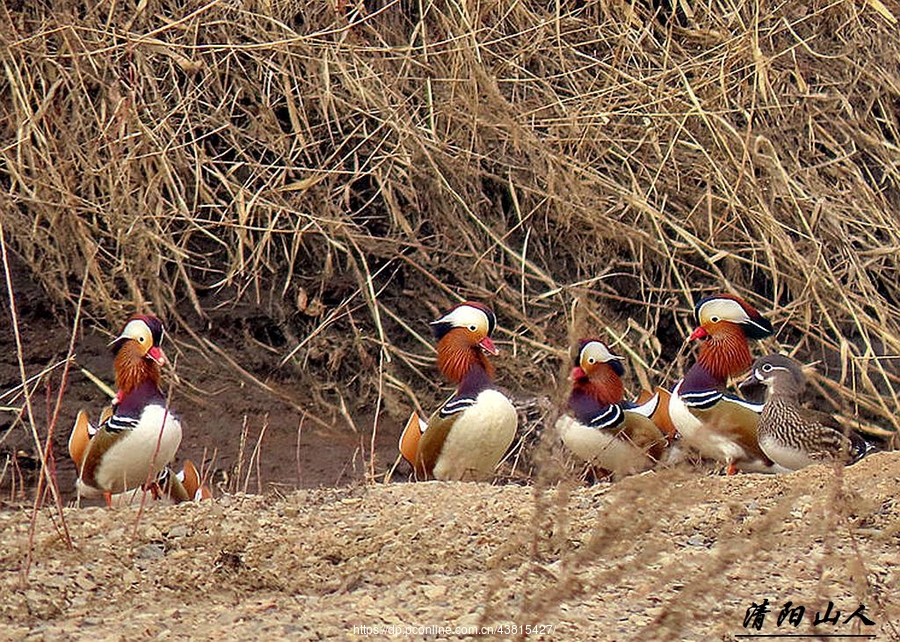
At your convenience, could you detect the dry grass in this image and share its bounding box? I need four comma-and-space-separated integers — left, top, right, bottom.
1, 0, 899, 438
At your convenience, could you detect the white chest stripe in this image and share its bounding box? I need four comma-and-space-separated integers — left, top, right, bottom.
588, 404, 623, 430
680, 389, 723, 409
105, 415, 140, 432
440, 396, 477, 417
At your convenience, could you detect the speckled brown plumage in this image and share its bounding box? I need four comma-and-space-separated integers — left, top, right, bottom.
744, 354, 868, 470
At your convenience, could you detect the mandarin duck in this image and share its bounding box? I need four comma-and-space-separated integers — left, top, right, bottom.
740, 354, 869, 470
166, 459, 213, 502
108, 459, 212, 506
68, 316, 183, 504
634, 386, 678, 444
398, 302, 517, 481
557, 340, 668, 478
668, 294, 781, 474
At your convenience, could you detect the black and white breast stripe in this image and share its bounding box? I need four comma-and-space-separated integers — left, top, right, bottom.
682, 389, 764, 413
680, 389, 723, 410
104, 414, 141, 433
588, 404, 624, 430
439, 396, 477, 417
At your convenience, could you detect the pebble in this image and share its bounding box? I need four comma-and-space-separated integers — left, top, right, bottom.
134, 543, 166, 560
456, 613, 481, 629
74, 575, 97, 591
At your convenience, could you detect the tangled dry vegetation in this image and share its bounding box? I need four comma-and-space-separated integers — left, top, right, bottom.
2, 0, 900, 435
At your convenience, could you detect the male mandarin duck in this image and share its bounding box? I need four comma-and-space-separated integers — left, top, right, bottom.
167, 459, 213, 502
668, 294, 781, 474
108, 459, 212, 506
68, 315, 183, 504
634, 386, 678, 444
398, 302, 517, 481
740, 354, 869, 471
557, 339, 668, 478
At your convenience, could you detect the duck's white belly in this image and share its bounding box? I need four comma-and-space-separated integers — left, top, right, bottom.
94, 406, 183, 494
433, 389, 517, 481
557, 415, 652, 476
758, 434, 814, 472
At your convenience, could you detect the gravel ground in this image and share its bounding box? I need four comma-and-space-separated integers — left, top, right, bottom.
1, 452, 898, 641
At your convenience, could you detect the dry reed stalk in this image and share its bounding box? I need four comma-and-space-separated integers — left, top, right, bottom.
234, 415, 250, 494
1, 224, 73, 580
242, 415, 268, 495
294, 415, 305, 486
0, 359, 73, 451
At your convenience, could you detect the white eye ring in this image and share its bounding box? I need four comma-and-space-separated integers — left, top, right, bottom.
710, 316, 720, 323
761, 363, 773, 372
588, 358, 596, 364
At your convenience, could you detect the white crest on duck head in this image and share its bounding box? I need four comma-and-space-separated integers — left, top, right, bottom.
111, 316, 165, 347
576, 339, 625, 376
694, 295, 773, 340
430, 302, 496, 342
577, 339, 621, 364
110, 315, 168, 364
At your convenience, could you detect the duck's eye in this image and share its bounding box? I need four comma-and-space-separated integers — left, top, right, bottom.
588, 358, 596, 364
761, 363, 773, 372
710, 316, 720, 323
138, 336, 145, 343
468, 325, 477, 332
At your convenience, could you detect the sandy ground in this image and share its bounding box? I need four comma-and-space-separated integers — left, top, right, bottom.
0, 452, 898, 641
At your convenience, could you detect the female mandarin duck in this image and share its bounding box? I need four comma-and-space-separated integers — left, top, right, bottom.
741, 354, 869, 471
398, 302, 517, 481
557, 340, 668, 478
668, 294, 781, 474
68, 315, 183, 504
